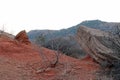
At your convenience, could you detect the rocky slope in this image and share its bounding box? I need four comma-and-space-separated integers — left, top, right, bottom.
77, 26, 120, 67
0, 31, 99, 80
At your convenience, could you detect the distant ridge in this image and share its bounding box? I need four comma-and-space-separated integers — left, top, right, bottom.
28, 20, 120, 41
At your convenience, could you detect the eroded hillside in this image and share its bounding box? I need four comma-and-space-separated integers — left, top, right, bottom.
0, 30, 99, 80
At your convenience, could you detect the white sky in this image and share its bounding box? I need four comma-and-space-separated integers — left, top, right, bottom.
0, 0, 120, 35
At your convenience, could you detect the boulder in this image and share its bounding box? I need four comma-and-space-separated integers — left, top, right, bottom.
15, 30, 31, 45
76, 26, 120, 66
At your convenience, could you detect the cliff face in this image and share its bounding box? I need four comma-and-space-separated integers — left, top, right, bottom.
77, 26, 120, 66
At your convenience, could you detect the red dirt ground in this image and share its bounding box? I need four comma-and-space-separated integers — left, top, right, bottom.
0, 36, 100, 80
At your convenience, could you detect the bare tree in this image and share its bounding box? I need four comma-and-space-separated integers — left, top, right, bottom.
50, 39, 62, 67
34, 37, 63, 69
44, 37, 71, 67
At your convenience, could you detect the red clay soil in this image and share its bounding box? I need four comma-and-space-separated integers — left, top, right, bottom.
0, 36, 100, 80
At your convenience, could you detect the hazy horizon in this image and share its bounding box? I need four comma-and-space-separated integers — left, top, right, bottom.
0, 0, 120, 35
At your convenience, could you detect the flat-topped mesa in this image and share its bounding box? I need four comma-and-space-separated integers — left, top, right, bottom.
15, 30, 31, 45
77, 26, 120, 67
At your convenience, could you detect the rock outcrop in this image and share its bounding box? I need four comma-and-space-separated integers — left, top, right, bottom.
77, 26, 120, 66
15, 30, 31, 45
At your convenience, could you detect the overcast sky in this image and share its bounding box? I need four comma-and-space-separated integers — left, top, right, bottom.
0, 0, 120, 35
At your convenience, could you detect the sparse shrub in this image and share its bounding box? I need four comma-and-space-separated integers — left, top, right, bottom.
35, 34, 46, 46
96, 60, 120, 80
34, 34, 86, 59
43, 37, 86, 58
